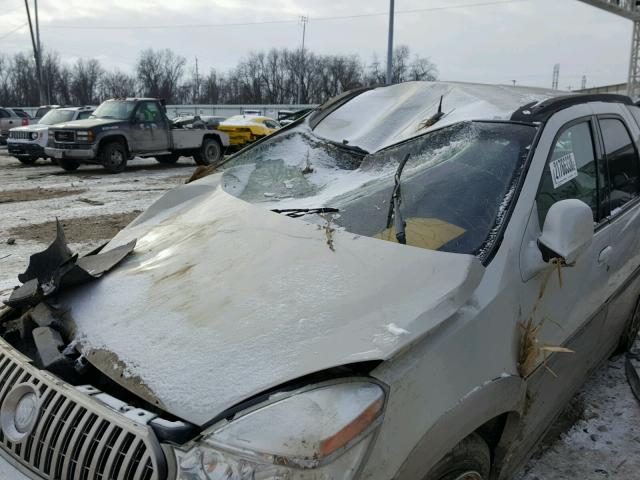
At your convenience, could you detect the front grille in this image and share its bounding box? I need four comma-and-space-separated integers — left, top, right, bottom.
9, 131, 31, 140
0, 340, 165, 480
52, 143, 92, 150
54, 131, 75, 142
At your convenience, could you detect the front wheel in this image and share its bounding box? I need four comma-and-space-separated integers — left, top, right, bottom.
424, 433, 490, 480
100, 141, 128, 173
17, 156, 37, 165
193, 138, 222, 166
57, 158, 80, 171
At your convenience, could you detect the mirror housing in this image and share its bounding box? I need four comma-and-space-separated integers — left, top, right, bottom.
538, 199, 594, 264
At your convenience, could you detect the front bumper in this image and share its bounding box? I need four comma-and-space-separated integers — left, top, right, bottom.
44, 145, 96, 161
0, 449, 33, 479
7, 142, 45, 158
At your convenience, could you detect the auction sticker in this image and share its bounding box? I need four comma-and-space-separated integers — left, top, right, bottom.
549, 152, 578, 189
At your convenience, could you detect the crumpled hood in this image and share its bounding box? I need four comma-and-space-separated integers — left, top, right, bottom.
62, 177, 484, 425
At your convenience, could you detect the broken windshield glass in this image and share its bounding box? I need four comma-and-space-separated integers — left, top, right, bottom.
221, 121, 536, 258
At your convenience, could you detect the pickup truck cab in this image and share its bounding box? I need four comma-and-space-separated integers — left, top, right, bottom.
0, 107, 29, 144
45, 98, 230, 173
8, 106, 94, 164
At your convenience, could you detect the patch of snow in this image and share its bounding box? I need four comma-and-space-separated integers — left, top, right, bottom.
313, 81, 558, 152
386, 323, 410, 336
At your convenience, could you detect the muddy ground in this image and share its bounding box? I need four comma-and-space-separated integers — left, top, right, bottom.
0, 147, 638, 478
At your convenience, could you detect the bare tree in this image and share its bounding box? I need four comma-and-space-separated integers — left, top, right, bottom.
70, 58, 103, 105
136, 48, 186, 101
2, 45, 437, 107
100, 69, 137, 99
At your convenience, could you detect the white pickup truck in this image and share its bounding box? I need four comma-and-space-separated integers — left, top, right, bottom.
45, 98, 230, 173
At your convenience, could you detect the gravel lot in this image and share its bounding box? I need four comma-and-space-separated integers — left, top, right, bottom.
0, 146, 638, 479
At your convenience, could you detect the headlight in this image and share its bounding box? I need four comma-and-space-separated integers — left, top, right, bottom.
174, 380, 385, 480
30, 132, 38, 140
76, 130, 94, 142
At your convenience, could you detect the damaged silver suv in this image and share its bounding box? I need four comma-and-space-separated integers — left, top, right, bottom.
2, 81, 640, 480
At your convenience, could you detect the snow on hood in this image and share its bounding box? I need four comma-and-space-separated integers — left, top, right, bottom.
61, 177, 484, 425
312, 81, 560, 152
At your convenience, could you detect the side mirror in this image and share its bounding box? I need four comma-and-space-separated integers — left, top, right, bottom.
538, 199, 594, 264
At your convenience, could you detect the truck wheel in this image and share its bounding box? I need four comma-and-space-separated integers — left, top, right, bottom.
424, 433, 490, 480
100, 141, 128, 173
17, 156, 37, 165
58, 158, 80, 171
155, 153, 180, 164
194, 138, 222, 166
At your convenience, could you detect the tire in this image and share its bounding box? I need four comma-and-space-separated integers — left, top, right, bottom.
57, 158, 80, 171
155, 153, 180, 164
17, 156, 37, 165
617, 297, 640, 353
193, 138, 222, 166
100, 140, 128, 173
424, 433, 490, 480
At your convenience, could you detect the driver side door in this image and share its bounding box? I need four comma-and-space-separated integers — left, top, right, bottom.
130, 101, 170, 153
515, 109, 612, 456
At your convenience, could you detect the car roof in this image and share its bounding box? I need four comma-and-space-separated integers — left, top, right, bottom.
510, 93, 633, 122
58, 106, 96, 112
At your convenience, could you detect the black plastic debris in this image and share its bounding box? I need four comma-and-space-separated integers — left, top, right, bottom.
4, 219, 136, 309
32, 326, 66, 372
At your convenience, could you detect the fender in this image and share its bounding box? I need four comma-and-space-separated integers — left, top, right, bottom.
394, 375, 526, 480
97, 132, 131, 155
206, 130, 230, 147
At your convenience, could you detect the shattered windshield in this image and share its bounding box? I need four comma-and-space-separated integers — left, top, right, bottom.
92, 100, 135, 120
221, 121, 536, 257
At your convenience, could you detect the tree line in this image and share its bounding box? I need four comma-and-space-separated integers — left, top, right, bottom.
0, 45, 437, 107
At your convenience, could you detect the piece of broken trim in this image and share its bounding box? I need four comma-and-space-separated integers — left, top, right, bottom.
4, 220, 136, 309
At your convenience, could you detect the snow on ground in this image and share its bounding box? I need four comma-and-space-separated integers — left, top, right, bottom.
518, 351, 640, 479
0, 148, 192, 300
0, 146, 639, 477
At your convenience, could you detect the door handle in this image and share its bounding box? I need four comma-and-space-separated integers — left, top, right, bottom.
598, 246, 613, 264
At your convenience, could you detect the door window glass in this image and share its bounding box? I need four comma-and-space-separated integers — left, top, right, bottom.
600, 118, 640, 213
537, 121, 603, 227
77, 111, 92, 120
0, 109, 8, 118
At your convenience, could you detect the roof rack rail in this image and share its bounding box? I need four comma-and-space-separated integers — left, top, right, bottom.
511, 93, 633, 123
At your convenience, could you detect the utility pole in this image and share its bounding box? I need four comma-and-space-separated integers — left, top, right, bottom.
511, 80, 516, 86
35, 0, 45, 104
195, 56, 199, 106
24, 0, 43, 105
581, 75, 587, 90
552, 63, 560, 90
386, 0, 395, 85
297, 15, 308, 105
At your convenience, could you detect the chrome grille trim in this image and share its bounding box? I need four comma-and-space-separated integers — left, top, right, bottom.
53, 130, 75, 143
8, 131, 31, 140
0, 337, 166, 480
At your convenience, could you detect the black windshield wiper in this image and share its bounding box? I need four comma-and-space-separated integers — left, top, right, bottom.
272, 207, 340, 218
325, 139, 369, 156
385, 153, 411, 244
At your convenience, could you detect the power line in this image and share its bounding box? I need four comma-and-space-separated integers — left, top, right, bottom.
43, 0, 529, 30
0, 22, 27, 41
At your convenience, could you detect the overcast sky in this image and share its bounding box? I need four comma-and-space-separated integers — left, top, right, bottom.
0, 0, 632, 90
